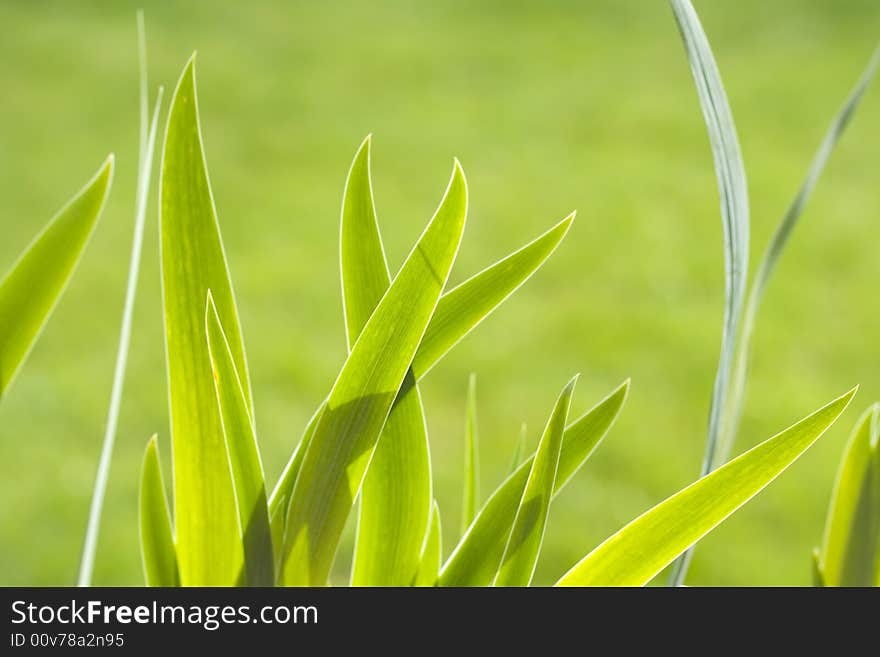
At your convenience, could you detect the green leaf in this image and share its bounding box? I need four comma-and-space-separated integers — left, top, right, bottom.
139, 436, 179, 587
558, 387, 857, 587
268, 402, 324, 564
411, 212, 574, 380
668, 0, 750, 586
414, 501, 442, 587
342, 137, 433, 587
494, 375, 577, 586
205, 291, 273, 586
339, 135, 390, 342
440, 379, 629, 586
0, 156, 113, 399
281, 160, 468, 585
461, 373, 480, 535
718, 47, 879, 469
160, 55, 253, 585
509, 422, 527, 475
816, 403, 880, 586
79, 14, 164, 586
811, 548, 825, 587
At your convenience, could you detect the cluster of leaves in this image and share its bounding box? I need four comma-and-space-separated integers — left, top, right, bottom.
0, 2, 875, 587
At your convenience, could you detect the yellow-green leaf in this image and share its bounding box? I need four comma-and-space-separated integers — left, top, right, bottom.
139, 436, 179, 587
0, 156, 113, 399
414, 501, 442, 587
160, 55, 252, 585
557, 387, 857, 586
343, 137, 433, 587
816, 403, 880, 586
461, 373, 480, 535
494, 375, 577, 586
440, 379, 629, 586
205, 291, 273, 586
281, 161, 467, 585
411, 212, 574, 380
268, 402, 324, 564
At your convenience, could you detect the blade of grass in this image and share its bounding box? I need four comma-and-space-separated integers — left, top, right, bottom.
160, 55, 253, 585
494, 376, 577, 586
461, 373, 480, 535
668, 0, 750, 586
558, 387, 857, 586
0, 156, 113, 399
440, 379, 629, 586
509, 422, 527, 475
268, 401, 324, 563
343, 137, 433, 587
281, 161, 468, 585
205, 292, 273, 586
139, 436, 179, 587
411, 212, 574, 380
78, 15, 163, 587
413, 501, 442, 587
816, 403, 880, 586
717, 47, 879, 469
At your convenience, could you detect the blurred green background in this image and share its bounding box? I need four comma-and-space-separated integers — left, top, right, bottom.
1, 0, 878, 586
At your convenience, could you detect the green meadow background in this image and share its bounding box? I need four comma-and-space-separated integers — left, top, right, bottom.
1, 0, 878, 586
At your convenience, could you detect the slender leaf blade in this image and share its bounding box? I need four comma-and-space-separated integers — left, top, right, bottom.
268, 402, 324, 564
79, 17, 165, 584
461, 373, 480, 535
340, 137, 433, 586
414, 501, 442, 587
440, 379, 629, 586
339, 134, 390, 341
205, 292, 273, 586
139, 436, 179, 587
668, 0, 750, 586
281, 161, 468, 585
0, 156, 113, 399
352, 371, 432, 585
558, 387, 857, 586
718, 47, 879, 469
412, 212, 574, 380
160, 56, 253, 585
494, 376, 577, 586
509, 422, 527, 475
817, 403, 880, 586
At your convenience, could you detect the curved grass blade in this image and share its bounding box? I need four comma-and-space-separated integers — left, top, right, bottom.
494, 375, 577, 586
811, 548, 825, 587
509, 422, 527, 475
78, 16, 164, 587
281, 161, 468, 585
205, 291, 273, 586
411, 212, 574, 380
343, 137, 433, 587
414, 501, 442, 587
268, 401, 324, 564
816, 403, 880, 586
339, 134, 391, 342
139, 436, 179, 587
717, 47, 879, 469
440, 379, 629, 586
352, 371, 432, 586
461, 373, 480, 535
668, 0, 750, 586
558, 387, 857, 586
160, 55, 253, 585
0, 156, 113, 399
